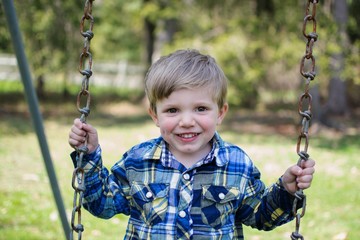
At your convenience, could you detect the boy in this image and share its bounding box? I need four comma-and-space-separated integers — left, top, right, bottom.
69, 49, 315, 239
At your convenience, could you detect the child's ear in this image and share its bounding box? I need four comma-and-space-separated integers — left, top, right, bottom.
148, 108, 159, 127
217, 103, 228, 125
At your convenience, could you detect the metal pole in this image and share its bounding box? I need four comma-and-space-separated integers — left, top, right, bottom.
2, 1, 70, 239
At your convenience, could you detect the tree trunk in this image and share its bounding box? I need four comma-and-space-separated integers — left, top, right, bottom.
164, 18, 178, 44
324, 0, 349, 116
36, 74, 45, 99
316, 0, 349, 129
256, 0, 274, 16
144, 17, 156, 69
326, 0, 348, 112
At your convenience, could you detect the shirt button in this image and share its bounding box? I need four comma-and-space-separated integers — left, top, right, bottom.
218, 193, 225, 200
183, 173, 190, 180
146, 191, 153, 199
179, 210, 186, 218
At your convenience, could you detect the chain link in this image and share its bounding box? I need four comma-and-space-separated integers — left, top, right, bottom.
70, 1, 95, 239
291, 1, 319, 239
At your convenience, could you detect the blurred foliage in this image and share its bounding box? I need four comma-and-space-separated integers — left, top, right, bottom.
1, 1, 84, 82
0, 0, 359, 108
93, 0, 144, 61
0, 5, 11, 50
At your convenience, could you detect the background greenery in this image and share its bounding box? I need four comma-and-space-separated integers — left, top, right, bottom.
0, 0, 359, 110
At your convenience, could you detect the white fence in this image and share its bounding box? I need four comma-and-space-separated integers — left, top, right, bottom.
89, 60, 145, 89
0, 54, 20, 81
0, 54, 145, 89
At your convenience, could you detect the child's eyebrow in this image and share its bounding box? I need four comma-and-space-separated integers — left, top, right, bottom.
193, 100, 214, 105
158, 103, 179, 109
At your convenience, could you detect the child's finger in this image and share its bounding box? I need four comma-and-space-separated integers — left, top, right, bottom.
297, 175, 313, 189
81, 122, 96, 134
68, 136, 84, 148
300, 166, 315, 176
69, 130, 86, 142
300, 158, 315, 168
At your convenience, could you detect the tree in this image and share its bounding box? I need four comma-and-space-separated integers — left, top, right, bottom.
325, 0, 349, 116
1, 0, 83, 97
0, 3, 12, 52
311, 0, 351, 128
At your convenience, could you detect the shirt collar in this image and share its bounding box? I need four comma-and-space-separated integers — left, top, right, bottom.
212, 132, 229, 167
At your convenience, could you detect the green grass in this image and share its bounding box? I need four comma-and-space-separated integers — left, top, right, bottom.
0, 93, 359, 240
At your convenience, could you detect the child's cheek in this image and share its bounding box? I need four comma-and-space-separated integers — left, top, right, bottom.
161, 119, 176, 133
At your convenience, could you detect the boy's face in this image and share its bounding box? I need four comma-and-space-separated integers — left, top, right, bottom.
149, 87, 228, 161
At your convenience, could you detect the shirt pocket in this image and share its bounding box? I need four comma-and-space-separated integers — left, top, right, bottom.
130, 182, 169, 225
201, 185, 241, 229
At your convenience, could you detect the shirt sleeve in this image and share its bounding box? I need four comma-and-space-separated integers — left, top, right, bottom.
70, 146, 130, 219
235, 165, 297, 231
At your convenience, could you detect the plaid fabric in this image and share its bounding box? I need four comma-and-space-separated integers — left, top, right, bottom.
72, 132, 296, 239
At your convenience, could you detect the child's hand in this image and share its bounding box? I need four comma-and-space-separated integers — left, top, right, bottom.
281, 158, 315, 195
68, 118, 99, 154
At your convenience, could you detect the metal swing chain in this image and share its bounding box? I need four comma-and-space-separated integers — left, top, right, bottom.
291, 1, 319, 240
70, 1, 95, 240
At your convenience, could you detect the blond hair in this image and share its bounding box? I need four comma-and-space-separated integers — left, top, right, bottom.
145, 49, 228, 112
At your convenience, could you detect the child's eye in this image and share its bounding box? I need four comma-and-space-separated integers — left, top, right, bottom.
166, 108, 178, 113
196, 106, 207, 112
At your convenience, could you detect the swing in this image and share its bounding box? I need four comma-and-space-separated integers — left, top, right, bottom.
291, 1, 319, 239
70, 1, 94, 240
69, 1, 319, 240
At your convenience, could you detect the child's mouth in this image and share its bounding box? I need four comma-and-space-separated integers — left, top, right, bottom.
178, 133, 199, 139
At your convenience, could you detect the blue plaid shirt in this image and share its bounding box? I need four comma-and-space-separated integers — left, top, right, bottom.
72, 132, 297, 239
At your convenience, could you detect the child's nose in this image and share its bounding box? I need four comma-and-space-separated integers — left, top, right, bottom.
179, 113, 195, 127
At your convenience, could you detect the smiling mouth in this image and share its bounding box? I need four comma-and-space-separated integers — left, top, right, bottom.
177, 133, 199, 139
